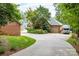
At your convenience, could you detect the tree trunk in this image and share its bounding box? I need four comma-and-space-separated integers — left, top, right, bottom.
0, 26, 2, 34
77, 33, 79, 38
77, 30, 79, 38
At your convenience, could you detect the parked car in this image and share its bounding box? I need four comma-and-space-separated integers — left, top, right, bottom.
61, 25, 71, 34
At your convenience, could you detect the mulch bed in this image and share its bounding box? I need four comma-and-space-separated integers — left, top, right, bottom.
0, 51, 16, 56
0, 49, 22, 56
73, 45, 79, 55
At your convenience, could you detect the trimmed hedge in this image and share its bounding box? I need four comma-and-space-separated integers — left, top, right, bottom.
27, 28, 48, 34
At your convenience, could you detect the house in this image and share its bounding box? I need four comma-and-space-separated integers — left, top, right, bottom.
48, 18, 63, 33
0, 22, 21, 36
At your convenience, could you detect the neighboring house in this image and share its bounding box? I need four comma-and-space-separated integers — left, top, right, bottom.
48, 18, 63, 33
26, 17, 63, 33
0, 22, 20, 36
27, 21, 33, 28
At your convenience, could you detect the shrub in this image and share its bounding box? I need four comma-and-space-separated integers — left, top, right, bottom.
27, 28, 48, 34
0, 36, 36, 54
0, 46, 5, 54
67, 34, 79, 45
0, 36, 10, 50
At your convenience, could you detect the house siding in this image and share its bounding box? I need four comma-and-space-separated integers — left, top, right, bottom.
0, 22, 20, 36
50, 25, 62, 33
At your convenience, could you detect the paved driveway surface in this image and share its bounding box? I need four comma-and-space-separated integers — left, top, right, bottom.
11, 31, 78, 56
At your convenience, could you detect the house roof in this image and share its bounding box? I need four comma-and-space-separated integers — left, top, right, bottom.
48, 18, 62, 25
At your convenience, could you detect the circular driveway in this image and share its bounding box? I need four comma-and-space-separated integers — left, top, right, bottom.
11, 31, 78, 56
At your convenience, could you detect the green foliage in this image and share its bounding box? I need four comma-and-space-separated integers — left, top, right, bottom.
55, 3, 79, 33
0, 3, 21, 26
67, 34, 79, 45
0, 36, 36, 53
0, 46, 5, 53
7, 36, 36, 50
26, 6, 51, 32
27, 28, 48, 34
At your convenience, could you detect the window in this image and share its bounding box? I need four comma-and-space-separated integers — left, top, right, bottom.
64, 28, 70, 30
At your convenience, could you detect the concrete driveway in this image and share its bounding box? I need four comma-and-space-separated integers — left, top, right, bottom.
11, 31, 78, 56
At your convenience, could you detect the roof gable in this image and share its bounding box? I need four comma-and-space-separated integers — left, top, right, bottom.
48, 18, 62, 25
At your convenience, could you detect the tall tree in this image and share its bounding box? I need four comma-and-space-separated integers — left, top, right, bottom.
0, 3, 21, 26
55, 3, 79, 37
26, 6, 51, 31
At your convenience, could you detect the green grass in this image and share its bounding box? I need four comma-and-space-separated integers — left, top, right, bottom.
7, 36, 36, 49
0, 36, 36, 53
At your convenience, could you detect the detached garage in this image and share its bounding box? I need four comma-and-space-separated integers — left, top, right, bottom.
0, 22, 21, 36
48, 18, 62, 33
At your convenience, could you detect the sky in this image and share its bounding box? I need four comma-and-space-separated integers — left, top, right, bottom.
18, 3, 56, 17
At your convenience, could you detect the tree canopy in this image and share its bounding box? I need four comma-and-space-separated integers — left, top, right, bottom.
55, 3, 79, 33
26, 6, 51, 31
0, 3, 21, 26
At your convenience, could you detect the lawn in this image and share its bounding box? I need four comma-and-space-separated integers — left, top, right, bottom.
0, 36, 36, 55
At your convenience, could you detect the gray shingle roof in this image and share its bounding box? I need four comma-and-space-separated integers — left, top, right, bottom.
48, 18, 62, 25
